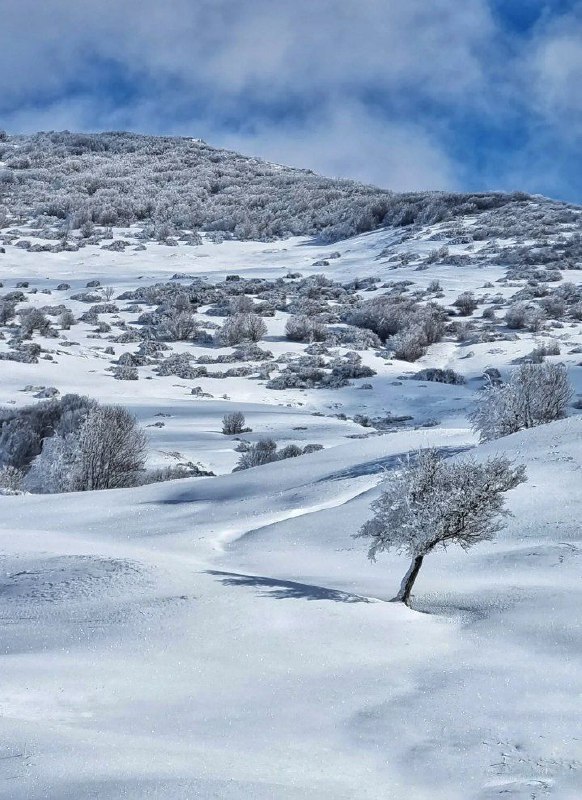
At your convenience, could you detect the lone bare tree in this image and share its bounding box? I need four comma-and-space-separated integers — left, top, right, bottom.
356, 449, 526, 607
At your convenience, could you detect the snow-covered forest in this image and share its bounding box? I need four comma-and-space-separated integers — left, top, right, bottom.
1, 131, 582, 799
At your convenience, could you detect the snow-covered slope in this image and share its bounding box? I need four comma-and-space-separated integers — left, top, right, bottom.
1, 136, 582, 798
1, 419, 581, 799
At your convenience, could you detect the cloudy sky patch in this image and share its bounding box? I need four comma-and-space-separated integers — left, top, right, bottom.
1, 0, 581, 200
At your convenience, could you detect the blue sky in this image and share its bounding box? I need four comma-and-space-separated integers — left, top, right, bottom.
1, 0, 581, 201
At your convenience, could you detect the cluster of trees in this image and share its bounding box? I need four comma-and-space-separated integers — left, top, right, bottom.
356, 360, 575, 607
471, 362, 572, 441
0, 395, 146, 493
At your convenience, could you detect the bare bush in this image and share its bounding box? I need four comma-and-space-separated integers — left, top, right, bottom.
218, 313, 267, 345
222, 411, 248, 435
453, 291, 478, 316
59, 310, 76, 330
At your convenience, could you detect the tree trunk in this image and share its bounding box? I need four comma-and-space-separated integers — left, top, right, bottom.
392, 554, 424, 607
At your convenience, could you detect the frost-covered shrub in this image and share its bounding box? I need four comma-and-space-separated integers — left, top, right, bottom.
0, 342, 42, 363
78, 309, 99, 324
528, 341, 561, 362
222, 411, 248, 435
137, 339, 170, 357
24, 402, 147, 493
453, 291, 478, 316
114, 328, 143, 343
70, 291, 102, 303
158, 309, 200, 342
267, 352, 374, 389
539, 296, 566, 319
234, 439, 278, 470
229, 295, 255, 315
277, 444, 303, 459
19, 308, 51, 337
233, 438, 315, 470
389, 326, 427, 362
0, 394, 93, 473
141, 463, 214, 483
0, 300, 16, 325
329, 353, 376, 381
302, 443, 324, 454
157, 353, 206, 379
233, 343, 273, 361
412, 368, 465, 385
345, 297, 446, 359
471, 362, 572, 441
0, 465, 23, 491
72, 405, 147, 491
114, 365, 139, 380
326, 325, 381, 350
59, 310, 76, 329
89, 303, 118, 315
285, 315, 327, 343
218, 313, 267, 345
505, 302, 545, 332
483, 367, 502, 386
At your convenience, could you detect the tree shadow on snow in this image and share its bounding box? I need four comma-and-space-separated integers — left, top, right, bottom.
205, 570, 371, 603
320, 445, 472, 483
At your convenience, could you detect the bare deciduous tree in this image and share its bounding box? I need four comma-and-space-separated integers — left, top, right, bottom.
356, 449, 526, 607
73, 405, 147, 490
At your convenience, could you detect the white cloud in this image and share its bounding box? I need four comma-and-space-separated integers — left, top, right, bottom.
526, 9, 582, 129
215, 103, 459, 191
0, 0, 496, 104
2, 96, 458, 192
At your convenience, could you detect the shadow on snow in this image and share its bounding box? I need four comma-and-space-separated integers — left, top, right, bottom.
205, 570, 372, 603
320, 445, 473, 483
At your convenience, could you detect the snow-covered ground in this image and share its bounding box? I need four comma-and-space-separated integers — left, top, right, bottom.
1, 225, 582, 798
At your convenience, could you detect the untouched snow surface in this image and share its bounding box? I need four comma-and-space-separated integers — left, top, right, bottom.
1, 227, 582, 798
1, 422, 582, 799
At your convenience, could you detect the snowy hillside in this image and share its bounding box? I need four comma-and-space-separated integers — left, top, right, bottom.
0, 130, 560, 242
1, 135, 582, 798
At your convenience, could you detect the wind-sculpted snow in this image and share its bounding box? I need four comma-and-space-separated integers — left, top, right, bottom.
0, 421, 582, 797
